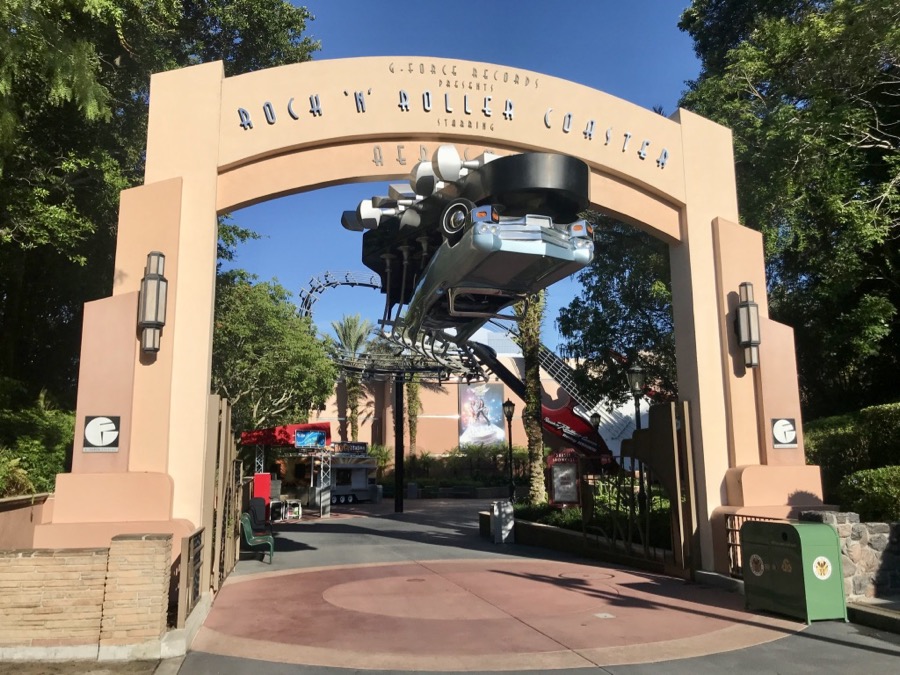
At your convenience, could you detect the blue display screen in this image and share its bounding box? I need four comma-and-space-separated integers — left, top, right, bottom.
295, 430, 326, 447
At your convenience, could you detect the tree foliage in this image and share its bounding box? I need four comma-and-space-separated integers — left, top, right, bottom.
212, 270, 335, 433
679, 0, 900, 417
0, 379, 73, 494
406, 374, 422, 454
330, 314, 373, 442
558, 215, 677, 407
0, 0, 319, 406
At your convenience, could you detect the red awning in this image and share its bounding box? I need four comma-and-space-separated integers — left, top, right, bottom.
239, 422, 331, 448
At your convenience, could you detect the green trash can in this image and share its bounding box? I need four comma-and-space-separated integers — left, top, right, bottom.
740, 520, 847, 623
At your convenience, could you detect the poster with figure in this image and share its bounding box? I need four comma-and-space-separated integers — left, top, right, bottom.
459, 383, 506, 446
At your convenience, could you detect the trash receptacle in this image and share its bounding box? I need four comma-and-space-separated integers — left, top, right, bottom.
491, 500, 515, 544
740, 520, 846, 623
370, 484, 383, 504
407, 482, 418, 499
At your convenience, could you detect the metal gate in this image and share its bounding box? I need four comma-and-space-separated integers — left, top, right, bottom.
580, 401, 697, 577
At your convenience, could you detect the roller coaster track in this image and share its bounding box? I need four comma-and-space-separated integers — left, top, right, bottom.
300, 271, 486, 378
297, 271, 383, 318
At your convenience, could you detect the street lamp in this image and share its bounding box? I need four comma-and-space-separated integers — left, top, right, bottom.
626, 364, 646, 514
502, 398, 515, 502
625, 364, 645, 431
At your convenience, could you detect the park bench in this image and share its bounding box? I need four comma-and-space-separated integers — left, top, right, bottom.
240, 512, 274, 564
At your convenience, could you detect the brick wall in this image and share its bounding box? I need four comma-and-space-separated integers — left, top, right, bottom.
100, 534, 171, 647
0, 549, 108, 647
0, 533, 172, 658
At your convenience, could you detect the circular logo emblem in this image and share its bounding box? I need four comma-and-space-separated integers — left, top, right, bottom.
812, 556, 832, 580
772, 419, 797, 445
84, 417, 119, 447
749, 553, 765, 577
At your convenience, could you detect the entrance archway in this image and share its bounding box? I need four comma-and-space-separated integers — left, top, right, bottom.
37, 57, 824, 572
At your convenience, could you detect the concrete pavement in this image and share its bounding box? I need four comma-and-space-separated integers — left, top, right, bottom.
178, 499, 900, 674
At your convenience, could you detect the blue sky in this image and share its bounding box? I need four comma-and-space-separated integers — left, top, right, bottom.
226, 0, 699, 350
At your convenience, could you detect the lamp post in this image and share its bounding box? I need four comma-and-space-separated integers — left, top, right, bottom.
502, 398, 515, 502
626, 364, 646, 514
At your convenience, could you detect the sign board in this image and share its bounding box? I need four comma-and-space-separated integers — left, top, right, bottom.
551, 464, 579, 503
83, 416, 120, 453
295, 429, 326, 448
772, 418, 798, 448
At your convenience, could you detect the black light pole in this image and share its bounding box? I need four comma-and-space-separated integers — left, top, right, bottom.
626, 364, 646, 514
394, 373, 405, 514
503, 399, 515, 502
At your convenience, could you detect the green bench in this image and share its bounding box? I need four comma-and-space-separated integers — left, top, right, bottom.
240, 512, 274, 563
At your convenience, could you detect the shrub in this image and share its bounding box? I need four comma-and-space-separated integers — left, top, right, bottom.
858, 403, 900, 468
839, 467, 900, 522
514, 503, 582, 531
0, 448, 36, 498
804, 413, 868, 502
367, 444, 392, 479
0, 383, 73, 493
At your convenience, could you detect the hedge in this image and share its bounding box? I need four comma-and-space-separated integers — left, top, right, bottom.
839, 466, 900, 522
805, 402, 900, 502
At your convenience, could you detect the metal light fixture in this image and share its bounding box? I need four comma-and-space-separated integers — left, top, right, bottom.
625, 363, 646, 513
138, 251, 168, 353
735, 281, 761, 368
626, 364, 645, 403
502, 399, 515, 502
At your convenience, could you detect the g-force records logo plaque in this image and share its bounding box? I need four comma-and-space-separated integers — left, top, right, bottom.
772, 418, 798, 448
83, 416, 120, 453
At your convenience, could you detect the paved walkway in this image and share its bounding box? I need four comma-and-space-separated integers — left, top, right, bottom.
180, 500, 900, 674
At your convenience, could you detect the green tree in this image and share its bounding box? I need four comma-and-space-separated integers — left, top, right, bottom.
212, 270, 335, 433
558, 215, 676, 407
514, 291, 547, 504
0, 1, 319, 406
331, 315, 373, 441
0, 380, 74, 493
406, 374, 422, 454
679, 0, 900, 417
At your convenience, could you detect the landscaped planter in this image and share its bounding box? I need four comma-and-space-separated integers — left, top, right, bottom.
479, 511, 666, 574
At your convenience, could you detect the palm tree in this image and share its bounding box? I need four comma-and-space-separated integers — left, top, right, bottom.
514, 290, 547, 504
331, 314, 373, 441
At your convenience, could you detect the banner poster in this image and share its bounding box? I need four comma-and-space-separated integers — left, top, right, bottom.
459, 382, 506, 446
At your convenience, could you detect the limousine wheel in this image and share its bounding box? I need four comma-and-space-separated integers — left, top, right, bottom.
339, 495, 347, 504
440, 198, 475, 246
347, 494, 356, 504
331, 495, 337, 505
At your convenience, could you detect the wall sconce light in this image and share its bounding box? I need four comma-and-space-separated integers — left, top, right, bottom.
735, 281, 761, 368
138, 251, 168, 353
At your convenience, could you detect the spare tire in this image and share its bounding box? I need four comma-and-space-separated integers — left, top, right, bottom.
440, 198, 476, 246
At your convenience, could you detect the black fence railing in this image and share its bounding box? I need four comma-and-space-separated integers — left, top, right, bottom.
176, 526, 205, 628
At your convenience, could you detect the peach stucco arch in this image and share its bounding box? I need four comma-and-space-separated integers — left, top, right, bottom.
41, 57, 821, 573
